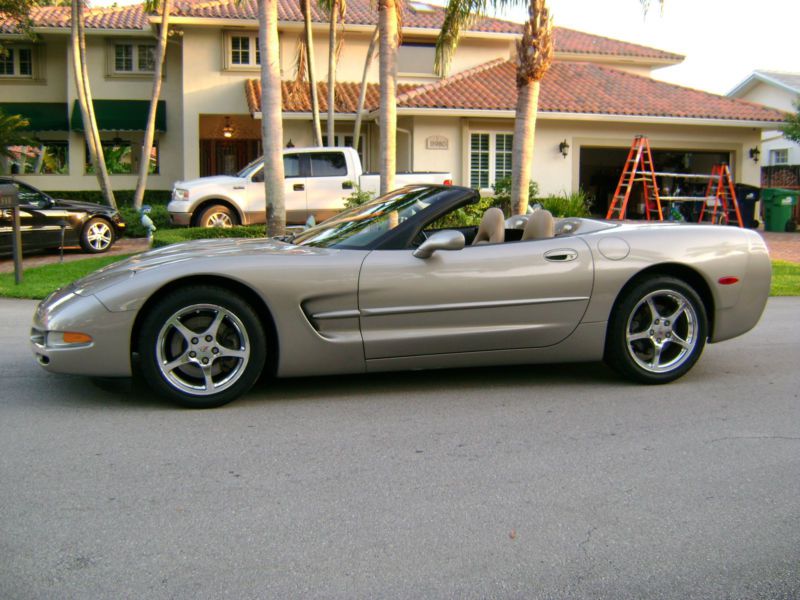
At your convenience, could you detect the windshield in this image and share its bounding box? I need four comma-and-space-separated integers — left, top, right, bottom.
293, 186, 446, 249
237, 157, 263, 179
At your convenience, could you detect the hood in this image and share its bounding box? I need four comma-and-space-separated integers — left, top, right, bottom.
54, 198, 117, 213
71, 237, 333, 296
174, 175, 245, 190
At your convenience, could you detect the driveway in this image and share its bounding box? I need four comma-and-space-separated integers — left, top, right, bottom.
0, 297, 798, 599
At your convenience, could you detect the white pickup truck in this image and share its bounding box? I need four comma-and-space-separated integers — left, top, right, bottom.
168, 146, 452, 227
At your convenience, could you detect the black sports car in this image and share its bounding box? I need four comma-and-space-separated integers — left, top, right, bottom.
0, 178, 126, 255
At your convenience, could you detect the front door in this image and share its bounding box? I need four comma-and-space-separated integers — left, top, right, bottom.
358, 238, 594, 360
305, 151, 352, 223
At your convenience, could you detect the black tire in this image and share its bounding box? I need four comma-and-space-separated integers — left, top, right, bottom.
137, 286, 266, 408
604, 276, 708, 384
80, 217, 115, 253
198, 204, 238, 228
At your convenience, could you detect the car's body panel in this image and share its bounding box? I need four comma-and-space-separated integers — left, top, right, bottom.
31, 185, 771, 400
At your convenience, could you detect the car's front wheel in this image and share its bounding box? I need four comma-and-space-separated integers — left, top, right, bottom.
80, 217, 115, 253
605, 276, 708, 384
138, 286, 266, 408
198, 204, 238, 228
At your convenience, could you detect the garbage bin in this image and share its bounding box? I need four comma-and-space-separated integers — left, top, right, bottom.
734, 184, 760, 228
762, 188, 799, 232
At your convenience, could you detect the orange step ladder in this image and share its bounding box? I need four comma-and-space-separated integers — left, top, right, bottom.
698, 164, 744, 227
606, 136, 664, 221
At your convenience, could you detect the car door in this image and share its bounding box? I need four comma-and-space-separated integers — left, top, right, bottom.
358, 237, 594, 360
12, 183, 65, 250
305, 151, 352, 223
246, 153, 307, 224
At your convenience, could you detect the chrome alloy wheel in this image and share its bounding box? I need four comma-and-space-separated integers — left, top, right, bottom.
624, 289, 699, 374
155, 304, 251, 396
205, 211, 233, 228
86, 221, 113, 251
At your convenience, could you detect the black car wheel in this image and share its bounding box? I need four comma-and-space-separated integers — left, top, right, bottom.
605, 276, 708, 384
138, 286, 266, 408
199, 204, 238, 228
80, 217, 115, 253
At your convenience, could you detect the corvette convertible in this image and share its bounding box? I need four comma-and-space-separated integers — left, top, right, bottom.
31, 185, 771, 408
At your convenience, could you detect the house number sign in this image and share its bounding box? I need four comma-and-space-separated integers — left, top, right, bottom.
426, 135, 449, 150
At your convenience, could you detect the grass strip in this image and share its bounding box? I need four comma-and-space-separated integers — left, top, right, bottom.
770, 260, 800, 296
0, 255, 132, 300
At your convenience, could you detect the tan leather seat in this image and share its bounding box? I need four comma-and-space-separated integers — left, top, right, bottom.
472, 207, 505, 245
521, 209, 555, 240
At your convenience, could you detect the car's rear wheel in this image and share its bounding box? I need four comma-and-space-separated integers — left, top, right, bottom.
138, 286, 266, 408
605, 276, 707, 384
198, 204, 238, 228
80, 217, 115, 253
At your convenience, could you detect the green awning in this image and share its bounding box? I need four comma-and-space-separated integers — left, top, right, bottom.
0, 103, 69, 131
70, 100, 167, 132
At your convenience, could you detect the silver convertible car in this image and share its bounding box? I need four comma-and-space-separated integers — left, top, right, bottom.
31, 185, 771, 408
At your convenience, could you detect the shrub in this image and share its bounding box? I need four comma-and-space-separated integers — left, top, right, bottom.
535, 190, 592, 218
119, 204, 172, 238
491, 177, 539, 214
51, 189, 172, 205
153, 225, 266, 248
343, 182, 375, 208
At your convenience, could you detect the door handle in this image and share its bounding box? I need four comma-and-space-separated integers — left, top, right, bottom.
342, 181, 353, 190
233, 186, 245, 190
293, 183, 305, 191
544, 249, 578, 262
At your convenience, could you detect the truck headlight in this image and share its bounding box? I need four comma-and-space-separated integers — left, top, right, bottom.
173, 188, 190, 201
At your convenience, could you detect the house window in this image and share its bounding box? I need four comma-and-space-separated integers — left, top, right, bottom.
0, 46, 34, 78
470, 132, 514, 189
225, 32, 260, 69
770, 148, 789, 165
2, 142, 68, 175
397, 42, 436, 76
112, 42, 156, 74
86, 139, 158, 175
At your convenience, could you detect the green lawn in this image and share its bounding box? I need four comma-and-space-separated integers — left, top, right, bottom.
1, 255, 799, 300
0, 255, 132, 299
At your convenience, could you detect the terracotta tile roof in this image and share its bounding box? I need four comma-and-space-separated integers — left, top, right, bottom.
394, 59, 787, 122
0, 0, 681, 63
245, 78, 418, 114
0, 5, 146, 32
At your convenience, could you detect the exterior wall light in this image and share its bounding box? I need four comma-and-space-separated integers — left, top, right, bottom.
222, 117, 234, 139
749, 147, 760, 162
559, 139, 570, 158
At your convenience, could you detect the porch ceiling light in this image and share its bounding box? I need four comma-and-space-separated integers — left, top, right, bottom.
749, 147, 760, 162
222, 117, 234, 139
559, 139, 570, 159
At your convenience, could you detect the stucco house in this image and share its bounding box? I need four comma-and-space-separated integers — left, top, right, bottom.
0, 0, 785, 215
728, 70, 799, 190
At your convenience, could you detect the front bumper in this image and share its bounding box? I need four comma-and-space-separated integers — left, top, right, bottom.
169, 211, 192, 226
31, 289, 137, 377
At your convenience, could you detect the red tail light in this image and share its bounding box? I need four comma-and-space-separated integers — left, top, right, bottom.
443, 179, 453, 186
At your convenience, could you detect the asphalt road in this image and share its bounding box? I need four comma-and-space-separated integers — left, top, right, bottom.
1, 298, 798, 599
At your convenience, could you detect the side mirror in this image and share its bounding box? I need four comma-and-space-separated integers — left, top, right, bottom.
413, 230, 465, 259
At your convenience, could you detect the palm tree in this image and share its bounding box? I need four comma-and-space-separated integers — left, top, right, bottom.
320, 0, 345, 146
352, 26, 379, 152
0, 110, 35, 161
71, 0, 116, 208
436, 0, 551, 215
301, 0, 323, 146
378, 0, 400, 195
132, 0, 173, 210
436, 0, 664, 214
258, 0, 286, 236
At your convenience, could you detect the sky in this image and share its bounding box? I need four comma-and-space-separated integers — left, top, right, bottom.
95, 0, 799, 96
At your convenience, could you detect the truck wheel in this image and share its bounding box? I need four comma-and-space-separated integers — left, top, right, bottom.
198, 204, 238, 228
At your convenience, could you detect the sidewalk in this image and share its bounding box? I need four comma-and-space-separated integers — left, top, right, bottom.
2, 229, 799, 275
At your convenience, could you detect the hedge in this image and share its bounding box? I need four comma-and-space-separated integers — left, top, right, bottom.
152, 225, 267, 248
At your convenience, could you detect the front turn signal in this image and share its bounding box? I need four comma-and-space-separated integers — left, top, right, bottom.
62, 332, 93, 344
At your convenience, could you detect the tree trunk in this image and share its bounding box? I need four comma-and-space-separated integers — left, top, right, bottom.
378, 0, 398, 196
510, 81, 539, 215
302, 0, 322, 147
353, 26, 378, 153
72, 0, 116, 209
259, 0, 286, 237
133, 0, 172, 210
326, 1, 337, 147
